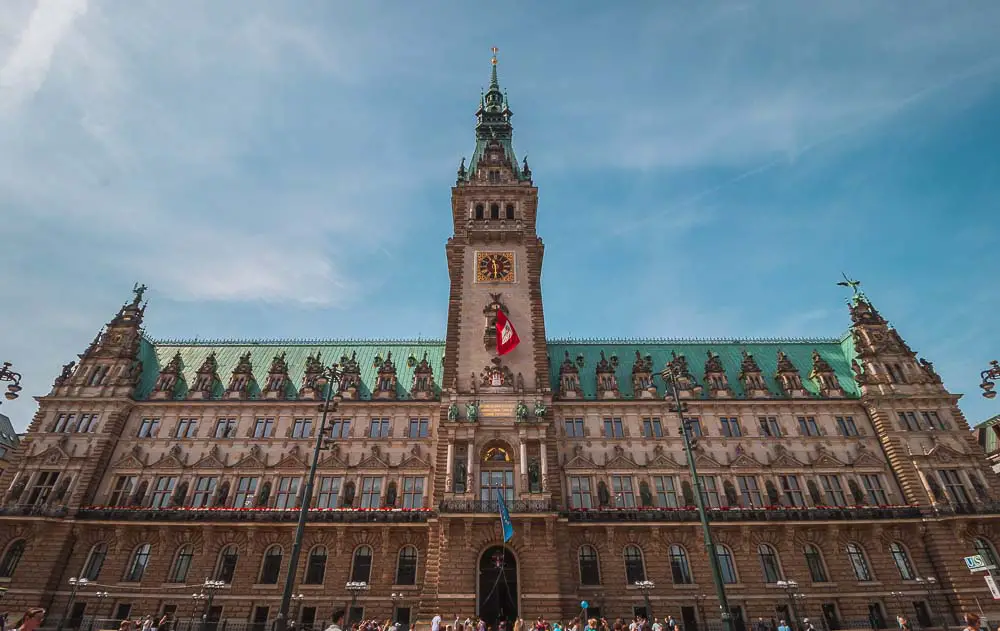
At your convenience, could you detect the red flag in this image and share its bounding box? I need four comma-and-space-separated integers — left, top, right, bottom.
495, 308, 520, 355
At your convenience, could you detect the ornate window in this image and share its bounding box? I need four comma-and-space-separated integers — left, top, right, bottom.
475, 204, 484, 220
396, 545, 418, 585
758, 544, 783, 583
623, 545, 646, 584
168, 545, 194, 583
803, 544, 828, 583
975, 538, 1000, 568
81, 543, 108, 581
215, 545, 239, 583
579, 545, 600, 586
361, 477, 382, 509
505, 204, 514, 219
889, 542, 915, 580
352, 545, 373, 583
846, 542, 872, 582
259, 545, 283, 584
0, 539, 26, 579
715, 544, 738, 584
490, 203, 500, 219
304, 546, 328, 585
123, 543, 152, 582
669, 544, 692, 584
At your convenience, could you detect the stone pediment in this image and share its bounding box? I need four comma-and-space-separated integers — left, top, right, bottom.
694, 452, 722, 469
851, 449, 885, 469
357, 454, 390, 469
729, 451, 764, 469
811, 451, 846, 468
317, 452, 348, 469
150, 453, 185, 469
925, 444, 965, 464
770, 452, 806, 468
647, 452, 682, 469
112, 453, 145, 470
273, 454, 308, 470
30, 445, 70, 465
605, 453, 640, 470
191, 454, 226, 469
232, 453, 267, 469
398, 453, 431, 470
564, 451, 600, 470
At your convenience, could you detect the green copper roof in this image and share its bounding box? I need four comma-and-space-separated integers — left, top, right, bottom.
546, 336, 860, 400
135, 338, 446, 401
975, 414, 1000, 454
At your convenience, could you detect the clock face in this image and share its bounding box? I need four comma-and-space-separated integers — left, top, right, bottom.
476, 251, 515, 283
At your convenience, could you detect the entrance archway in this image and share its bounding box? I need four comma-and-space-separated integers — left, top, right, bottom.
478, 546, 518, 626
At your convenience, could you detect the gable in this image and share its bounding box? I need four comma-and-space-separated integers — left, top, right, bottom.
273, 455, 308, 470
112, 453, 145, 470
150, 453, 185, 469
694, 452, 722, 469
317, 453, 349, 469
647, 453, 682, 469
851, 450, 886, 469
29, 445, 70, 465
729, 452, 764, 469
191, 454, 226, 469
811, 451, 846, 468
564, 454, 600, 470
770, 452, 806, 468
357, 455, 390, 469
605, 454, 639, 470
398, 454, 431, 470
232, 454, 266, 469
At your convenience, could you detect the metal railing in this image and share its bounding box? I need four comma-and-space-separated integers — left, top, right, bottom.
439, 499, 556, 513
73, 507, 432, 523
563, 505, 924, 523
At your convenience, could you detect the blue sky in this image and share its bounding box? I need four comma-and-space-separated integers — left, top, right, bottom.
1, 1, 999, 431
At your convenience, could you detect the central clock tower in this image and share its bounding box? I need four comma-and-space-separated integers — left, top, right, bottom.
442, 51, 549, 401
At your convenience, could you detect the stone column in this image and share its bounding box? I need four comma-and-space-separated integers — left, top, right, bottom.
445, 441, 454, 491
540, 441, 548, 492
466, 440, 474, 492
520, 441, 528, 475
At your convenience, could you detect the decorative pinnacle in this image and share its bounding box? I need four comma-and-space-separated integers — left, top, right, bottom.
490, 46, 499, 89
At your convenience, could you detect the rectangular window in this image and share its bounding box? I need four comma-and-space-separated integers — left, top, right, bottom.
275, 477, 300, 509
653, 475, 678, 508
109, 476, 136, 506
898, 411, 921, 431
402, 477, 424, 509
151, 476, 177, 508
603, 418, 624, 438
27, 471, 60, 505
759, 416, 782, 437
642, 417, 663, 438
361, 477, 383, 508
861, 474, 889, 505
797, 416, 821, 437
175, 418, 198, 439
233, 477, 258, 508
53, 414, 71, 433
253, 418, 275, 438
329, 418, 352, 439
938, 470, 971, 505
369, 418, 391, 438
836, 416, 859, 437
569, 476, 592, 509
564, 419, 585, 437
77, 414, 99, 433
720, 417, 742, 438
780, 475, 806, 507
407, 418, 430, 438
215, 418, 238, 438
137, 418, 160, 438
683, 417, 703, 439
701, 476, 721, 508
737, 476, 763, 507
611, 475, 636, 508
291, 418, 313, 438
317, 477, 342, 509
819, 475, 847, 507
921, 411, 945, 430
191, 477, 217, 508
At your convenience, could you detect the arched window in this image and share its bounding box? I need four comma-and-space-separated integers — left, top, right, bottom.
715, 544, 738, 584
889, 542, 915, 580
259, 545, 283, 584
0, 540, 26, 579
216, 544, 239, 583
669, 544, 692, 584
846, 543, 872, 582
623, 545, 646, 584
803, 544, 828, 583
168, 545, 194, 583
505, 204, 514, 220
475, 204, 485, 220
758, 544, 782, 583
81, 543, 108, 581
578, 545, 600, 585
123, 543, 152, 582
974, 538, 1000, 568
490, 203, 500, 219
396, 545, 418, 585
351, 545, 373, 583
304, 546, 327, 585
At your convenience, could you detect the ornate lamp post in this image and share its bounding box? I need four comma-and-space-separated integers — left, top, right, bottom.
344, 582, 370, 629
0, 362, 22, 403
980, 361, 1000, 399
390, 593, 404, 623
914, 577, 937, 626
889, 592, 905, 623
56, 577, 89, 631
634, 580, 654, 620
695, 594, 708, 629
776, 580, 802, 631
275, 364, 342, 631
660, 364, 732, 631
93, 592, 111, 631
290, 594, 305, 629
192, 579, 226, 631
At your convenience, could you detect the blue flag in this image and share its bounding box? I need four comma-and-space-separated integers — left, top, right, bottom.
497, 490, 514, 542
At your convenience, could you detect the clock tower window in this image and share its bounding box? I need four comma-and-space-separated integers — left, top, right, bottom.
475, 204, 484, 220
490, 203, 500, 219
489, 170, 500, 183
505, 204, 514, 219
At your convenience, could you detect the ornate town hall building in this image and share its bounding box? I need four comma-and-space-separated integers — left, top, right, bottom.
2, 56, 1000, 631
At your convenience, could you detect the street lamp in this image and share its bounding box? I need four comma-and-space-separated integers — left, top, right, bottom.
192, 579, 226, 631
56, 577, 89, 631
635, 580, 654, 620
93, 592, 111, 631
290, 594, 305, 629
915, 577, 937, 626
345, 582, 370, 629
695, 594, 708, 629
981, 361, 999, 399
275, 364, 343, 631
0, 362, 22, 403
390, 593, 404, 623
660, 364, 732, 631
889, 592, 905, 622
775, 580, 800, 631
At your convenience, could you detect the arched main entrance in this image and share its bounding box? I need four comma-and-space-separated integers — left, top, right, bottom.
478, 546, 518, 626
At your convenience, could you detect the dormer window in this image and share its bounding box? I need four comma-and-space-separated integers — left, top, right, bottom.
490, 203, 500, 219
505, 203, 514, 219
475, 204, 484, 219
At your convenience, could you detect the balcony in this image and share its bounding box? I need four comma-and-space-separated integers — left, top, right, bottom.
0, 503, 69, 518
562, 505, 924, 523
73, 506, 433, 523
439, 499, 556, 513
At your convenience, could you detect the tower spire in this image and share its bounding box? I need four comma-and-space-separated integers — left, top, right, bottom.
490, 46, 500, 90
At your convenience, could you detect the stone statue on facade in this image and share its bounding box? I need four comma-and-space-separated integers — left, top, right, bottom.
447, 403, 460, 422
385, 482, 397, 507
528, 459, 541, 492
466, 401, 479, 422
639, 481, 653, 507
455, 460, 467, 492
515, 400, 528, 422
533, 400, 547, 418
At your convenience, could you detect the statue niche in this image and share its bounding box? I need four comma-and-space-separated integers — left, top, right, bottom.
483, 293, 509, 351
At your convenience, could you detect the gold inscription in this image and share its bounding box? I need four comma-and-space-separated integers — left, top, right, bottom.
478, 403, 513, 418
